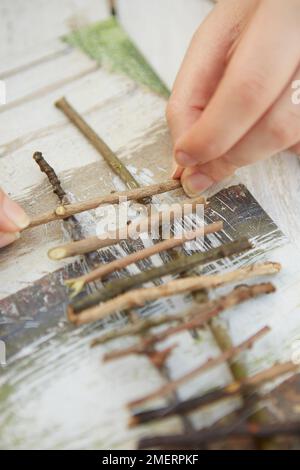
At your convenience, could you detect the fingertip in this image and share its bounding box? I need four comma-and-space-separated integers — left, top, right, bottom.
181, 169, 214, 197
0, 193, 30, 231
0, 232, 20, 248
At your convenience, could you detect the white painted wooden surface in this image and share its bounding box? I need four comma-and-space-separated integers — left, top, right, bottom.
0, 0, 109, 63
1, 0, 300, 450
117, 0, 213, 88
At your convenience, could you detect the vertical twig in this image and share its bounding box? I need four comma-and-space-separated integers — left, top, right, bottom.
55, 97, 140, 191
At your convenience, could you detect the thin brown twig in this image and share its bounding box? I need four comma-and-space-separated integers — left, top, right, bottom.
66, 221, 223, 297
138, 420, 300, 449
127, 326, 270, 408
70, 238, 252, 313
33, 151, 67, 203
69, 263, 281, 325
91, 314, 186, 347
55, 97, 141, 191
27, 180, 182, 229
48, 195, 206, 260
91, 282, 271, 347
102, 283, 275, 362
129, 361, 298, 427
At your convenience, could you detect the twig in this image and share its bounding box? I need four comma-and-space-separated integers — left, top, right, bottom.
108, 0, 117, 16
48, 195, 206, 260
91, 314, 186, 347
91, 283, 272, 347
66, 221, 223, 296
138, 421, 300, 449
33, 152, 67, 203
130, 362, 298, 427
55, 97, 141, 190
70, 262, 280, 325
28, 180, 182, 229
145, 345, 177, 368
127, 326, 270, 408
102, 283, 275, 362
70, 238, 252, 313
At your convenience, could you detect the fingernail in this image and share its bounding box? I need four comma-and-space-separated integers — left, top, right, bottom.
0, 232, 20, 248
170, 163, 183, 180
182, 173, 214, 197
2, 196, 30, 229
175, 151, 197, 167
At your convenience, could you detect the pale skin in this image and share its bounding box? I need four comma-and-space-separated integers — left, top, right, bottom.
167, 0, 300, 196
2, 0, 300, 246
0, 188, 30, 247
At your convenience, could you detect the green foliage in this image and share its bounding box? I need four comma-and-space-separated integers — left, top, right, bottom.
65, 18, 170, 98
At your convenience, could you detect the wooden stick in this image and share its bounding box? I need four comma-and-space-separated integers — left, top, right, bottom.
128, 326, 270, 408
66, 221, 223, 296
70, 262, 280, 325
130, 362, 298, 427
33, 152, 67, 203
55, 97, 141, 190
48, 195, 206, 260
102, 283, 275, 362
91, 283, 274, 348
90, 314, 186, 347
27, 180, 182, 229
70, 238, 252, 313
138, 421, 300, 449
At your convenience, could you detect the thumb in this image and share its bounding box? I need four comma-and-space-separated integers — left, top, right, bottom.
0, 188, 30, 233
180, 156, 237, 196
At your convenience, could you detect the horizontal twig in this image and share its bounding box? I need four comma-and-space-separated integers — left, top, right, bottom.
48, 195, 206, 260
91, 283, 274, 348
27, 180, 182, 229
91, 314, 185, 348
70, 238, 252, 314
127, 326, 270, 408
130, 361, 298, 427
103, 283, 275, 362
70, 262, 280, 325
66, 221, 223, 297
138, 421, 300, 449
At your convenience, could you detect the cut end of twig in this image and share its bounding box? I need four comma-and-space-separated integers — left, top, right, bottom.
65, 279, 86, 298
90, 338, 102, 348
269, 262, 282, 273
56, 205, 67, 216
128, 415, 139, 429
48, 247, 67, 260
55, 97, 65, 109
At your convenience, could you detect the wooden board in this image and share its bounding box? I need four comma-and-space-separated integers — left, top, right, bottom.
1, 2, 300, 450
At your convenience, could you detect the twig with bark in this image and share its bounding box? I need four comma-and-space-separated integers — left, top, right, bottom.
138, 421, 300, 449
66, 221, 223, 296
33, 152, 67, 203
55, 97, 141, 191
102, 283, 275, 362
91, 283, 274, 347
48, 195, 206, 260
69, 262, 280, 325
127, 326, 270, 408
70, 238, 252, 314
130, 362, 298, 427
27, 180, 182, 229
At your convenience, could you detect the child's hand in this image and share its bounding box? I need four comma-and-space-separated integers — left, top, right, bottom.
0, 188, 29, 248
167, 0, 300, 195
